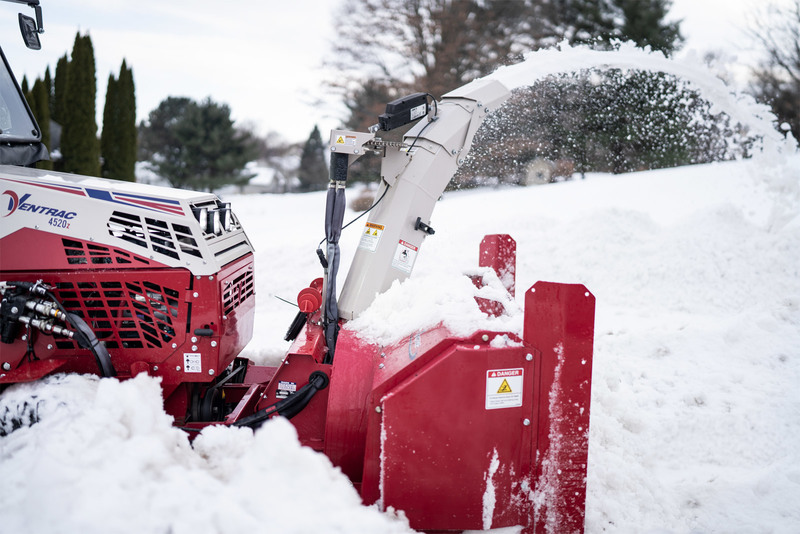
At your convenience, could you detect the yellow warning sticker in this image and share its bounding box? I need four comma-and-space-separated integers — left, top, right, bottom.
497, 379, 512, 394
336, 136, 345, 144
358, 222, 385, 252
486, 368, 523, 410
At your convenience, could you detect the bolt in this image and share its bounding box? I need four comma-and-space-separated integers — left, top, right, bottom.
223, 315, 227, 320
380, 352, 386, 358
47, 344, 53, 350
378, 363, 385, 369
477, 101, 483, 107
331, 146, 336, 151
21, 335, 27, 341
193, 292, 199, 298
211, 341, 217, 347
191, 336, 198, 343
526, 353, 533, 361
2, 362, 10, 371
176, 366, 181, 371
172, 343, 177, 349
451, 149, 458, 155
10, 306, 18, 314
354, 148, 360, 154
375, 406, 382, 413
209, 276, 214, 281
153, 366, 159, 371
457, 159, 464, 165
481, 334, 489, 342
196, 276, 201, 280
523, 419, 531, 426
192, 345, 198, 351
208, 369, 215, 375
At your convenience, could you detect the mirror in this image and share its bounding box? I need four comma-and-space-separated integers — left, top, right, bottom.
18, 14, 41, 50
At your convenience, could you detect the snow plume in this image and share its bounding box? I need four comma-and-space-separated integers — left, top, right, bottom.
482, 41, 798, 157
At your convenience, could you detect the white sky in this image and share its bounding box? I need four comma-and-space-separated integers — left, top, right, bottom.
0, 0, 788, 144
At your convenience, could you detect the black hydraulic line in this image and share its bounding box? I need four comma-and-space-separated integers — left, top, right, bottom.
2, 281, 116, 377
323, 152, 349, 363
233, 371, 329, 430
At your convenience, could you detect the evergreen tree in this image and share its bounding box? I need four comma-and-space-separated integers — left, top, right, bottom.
29, 78, 53, 170
61, 33, 100, 176
116, 60, 137, 181
43, 67, 53, 118
101, 73, 119, 177
615, 0, 682, 54
297, 125, 329, 192
53, 54, 69, 126
20, 75, 29, 96
140, 96, 258, 192
101, 60, 137, 181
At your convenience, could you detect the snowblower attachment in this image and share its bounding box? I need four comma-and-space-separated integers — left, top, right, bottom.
0, 29, 596, 532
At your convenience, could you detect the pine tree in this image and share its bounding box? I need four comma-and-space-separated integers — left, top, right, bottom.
116, 60, 137, 181
53, 54, 69, 126
29, 78, 53, 170
297, 125, 329, 192
101, 60, 137, 181
43, 67, 53, 118
61, 33, 100, 176
614, 0, 682, 54
140, 96, 258, 192
101, 72, 119, 178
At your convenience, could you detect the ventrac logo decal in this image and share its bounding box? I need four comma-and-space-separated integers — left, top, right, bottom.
2, 191, 78, 220
2, 190, 20, 216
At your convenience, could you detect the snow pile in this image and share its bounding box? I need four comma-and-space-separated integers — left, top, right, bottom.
0, 374, 413, 534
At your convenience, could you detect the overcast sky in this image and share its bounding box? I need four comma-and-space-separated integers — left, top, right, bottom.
0, 0, 785, 144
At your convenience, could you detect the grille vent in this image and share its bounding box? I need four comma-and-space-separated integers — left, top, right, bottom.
62, 238, 151, 266
107, 210, 203, 260
223, 269, 255, 315
54, 280, 180, 350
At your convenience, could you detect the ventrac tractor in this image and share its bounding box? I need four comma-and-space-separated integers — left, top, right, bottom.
0, 3, 596, 532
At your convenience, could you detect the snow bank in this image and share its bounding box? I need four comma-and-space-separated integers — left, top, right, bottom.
0, 374, 413, 534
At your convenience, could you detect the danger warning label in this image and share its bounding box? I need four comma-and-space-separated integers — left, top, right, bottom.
391, 239, 418, 274
358, 222, 384, 252
485, 368, 523, 410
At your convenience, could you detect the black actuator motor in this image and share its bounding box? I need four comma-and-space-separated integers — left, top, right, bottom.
378, 92, 429, 131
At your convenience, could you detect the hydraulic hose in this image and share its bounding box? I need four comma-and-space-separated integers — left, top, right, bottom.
233, 371, 329, 429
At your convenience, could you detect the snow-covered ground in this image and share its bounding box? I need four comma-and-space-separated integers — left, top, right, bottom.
1, 151, 798, 533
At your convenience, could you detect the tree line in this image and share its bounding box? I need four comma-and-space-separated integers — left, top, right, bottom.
23, 32, 136, 180
22, 1, 799, 193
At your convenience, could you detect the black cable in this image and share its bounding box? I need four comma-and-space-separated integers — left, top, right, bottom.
406, 93, 438, 153
317, 182, 390, 251
233, 371, 329, 429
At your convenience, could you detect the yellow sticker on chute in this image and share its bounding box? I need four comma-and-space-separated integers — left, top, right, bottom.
497, 379, 512, 394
